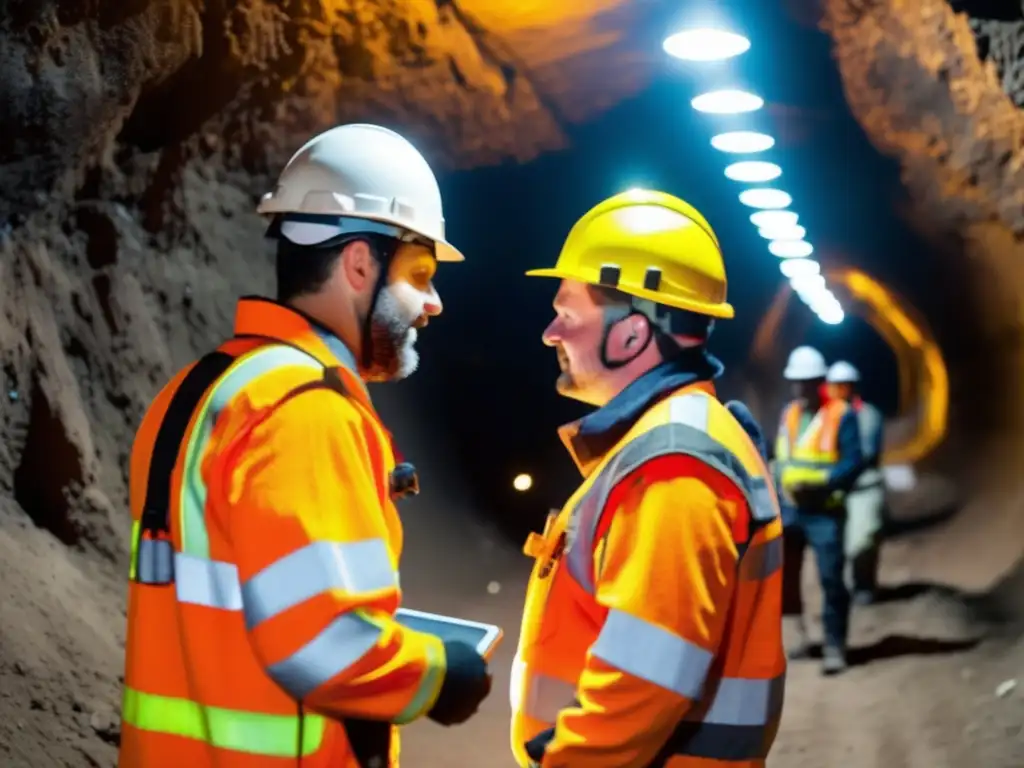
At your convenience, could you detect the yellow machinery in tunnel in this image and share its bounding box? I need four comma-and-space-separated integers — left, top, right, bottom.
753, 267, 948, 465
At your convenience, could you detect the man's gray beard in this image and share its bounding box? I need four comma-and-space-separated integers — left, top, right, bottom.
362, 286, 419, 383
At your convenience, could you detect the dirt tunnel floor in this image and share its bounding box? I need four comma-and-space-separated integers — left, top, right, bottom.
5, 487, 1021, 768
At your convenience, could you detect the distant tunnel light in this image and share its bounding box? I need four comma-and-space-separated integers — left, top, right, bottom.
758, 223, 806, 241
790, 275, 829, 304
691, 89, 764, 114
750, 210, 798, 228
817, 304, 845, 325
711, 131, 775, 153
740, 189, 792, 209
769, 239, 814, 258
663, 29, 751, 61
724, 161, 782, 183
513, 473, 533, 492
779, 258, 820, 279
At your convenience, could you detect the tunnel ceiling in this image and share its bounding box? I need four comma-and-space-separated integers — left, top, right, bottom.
0, 0, 670, 222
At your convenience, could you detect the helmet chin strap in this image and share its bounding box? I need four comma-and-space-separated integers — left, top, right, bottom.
360, 237, 399, 370
598, 301, 715, 371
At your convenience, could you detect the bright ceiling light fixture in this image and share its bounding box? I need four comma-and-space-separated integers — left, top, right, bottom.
779, 258, 820, 279
663, 29, 751, 61
791, 274, 826, 294
691, 89, 764, 114
817, 304, 845, 325
750, 210, 798, 228
724, 161, 782, 183
758, 223, 806, 241
711, 131, 775, 153
769, 239, 814, 258
739, 188, 792, 209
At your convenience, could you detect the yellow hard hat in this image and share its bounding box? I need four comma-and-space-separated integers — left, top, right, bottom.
526, 189, 734, 319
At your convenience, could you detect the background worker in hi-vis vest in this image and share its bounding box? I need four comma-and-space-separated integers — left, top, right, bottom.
774, 346, 864, 676
826, 361, 886, 606
510, 189, 786, 768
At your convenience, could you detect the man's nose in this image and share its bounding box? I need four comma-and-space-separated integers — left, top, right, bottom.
423, 285, 443, 317
541, 318, 561, 347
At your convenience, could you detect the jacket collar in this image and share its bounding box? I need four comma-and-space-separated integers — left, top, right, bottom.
232, 296, 371, 407
559, 347, 724, 477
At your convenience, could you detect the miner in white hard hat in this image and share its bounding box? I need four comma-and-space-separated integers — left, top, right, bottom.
827, 360, 886, 605
773, 346, 864, 676
121, 124, 492, 768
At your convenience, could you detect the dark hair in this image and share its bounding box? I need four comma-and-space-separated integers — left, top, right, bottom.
275, 238, 345, 303
586, 284, 712, 339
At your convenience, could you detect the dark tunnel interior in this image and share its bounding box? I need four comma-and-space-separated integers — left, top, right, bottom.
1, 0, 1024, 765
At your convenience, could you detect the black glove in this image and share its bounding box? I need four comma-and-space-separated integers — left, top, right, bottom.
427, 640, 492, 726
525, 726, 555, 763
791, 483, 827, 507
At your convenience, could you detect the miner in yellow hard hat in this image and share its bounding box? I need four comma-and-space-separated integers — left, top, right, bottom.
510, 189, 786, 767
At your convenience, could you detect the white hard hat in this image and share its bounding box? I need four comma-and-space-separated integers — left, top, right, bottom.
783, 345, 828, 381
258, 124, 464, 262
826, 360, 860, 383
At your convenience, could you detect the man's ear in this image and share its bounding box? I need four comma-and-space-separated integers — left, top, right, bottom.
340, 239, 377, 293
604, 312, 652, 363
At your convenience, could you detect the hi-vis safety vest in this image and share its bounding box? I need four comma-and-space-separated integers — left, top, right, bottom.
774, 399, 849, 507
121, 300, 442, 768
510, 383, 786, 768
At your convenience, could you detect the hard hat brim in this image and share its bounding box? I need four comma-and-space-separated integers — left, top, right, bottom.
525, 268, 735, 320
259, 202, 465, 262
784, 368, 827, 381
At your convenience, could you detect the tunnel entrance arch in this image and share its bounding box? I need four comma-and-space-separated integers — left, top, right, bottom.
749, 267, 948, 466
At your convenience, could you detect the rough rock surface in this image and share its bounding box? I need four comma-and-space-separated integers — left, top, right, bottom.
2, 0, 1024, 765
0, 1, 670, 764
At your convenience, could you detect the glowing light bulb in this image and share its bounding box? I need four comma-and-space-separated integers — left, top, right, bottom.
724, 161, 782, 183
769, 239, 814, 258
711, 131, 775, 153
740, 189, 792, 209
663, 29, 751, 62
513, 473, 533, 492
691, 89, 764, 114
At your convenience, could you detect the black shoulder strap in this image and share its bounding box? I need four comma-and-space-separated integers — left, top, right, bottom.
139, 351, 237, 536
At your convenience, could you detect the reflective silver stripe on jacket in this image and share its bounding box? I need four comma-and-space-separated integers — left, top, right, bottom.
174, 540, 399, 698
564, 393, 781, 594
267, 611, 384, 699
663, 673, 785, 762
591, 609, 713, 699
518, 669, 579, 724
242, 539, 398, 630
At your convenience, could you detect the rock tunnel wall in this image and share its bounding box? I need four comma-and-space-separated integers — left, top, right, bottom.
0, 1, 671, 763
820, 0, 1024, 599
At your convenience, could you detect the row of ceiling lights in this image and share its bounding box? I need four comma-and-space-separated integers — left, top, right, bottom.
662, 28, 845, 325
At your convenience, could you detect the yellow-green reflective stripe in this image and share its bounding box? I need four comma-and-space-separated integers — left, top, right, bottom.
178, 346, 323, 559
122, 687, 325, 757
393, 637, 446, 725
128, 520, 142, 581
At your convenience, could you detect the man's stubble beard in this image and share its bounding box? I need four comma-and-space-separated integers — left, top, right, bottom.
362, 285, 420, 383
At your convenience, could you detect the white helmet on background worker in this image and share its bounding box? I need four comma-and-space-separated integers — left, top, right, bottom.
257, 123, 464, 262
826, 360, 860, 384
783, 346, 828, 381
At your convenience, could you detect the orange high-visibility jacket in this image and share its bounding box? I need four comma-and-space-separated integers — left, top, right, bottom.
510, 381, 786, 768
120, 298, 446, 768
